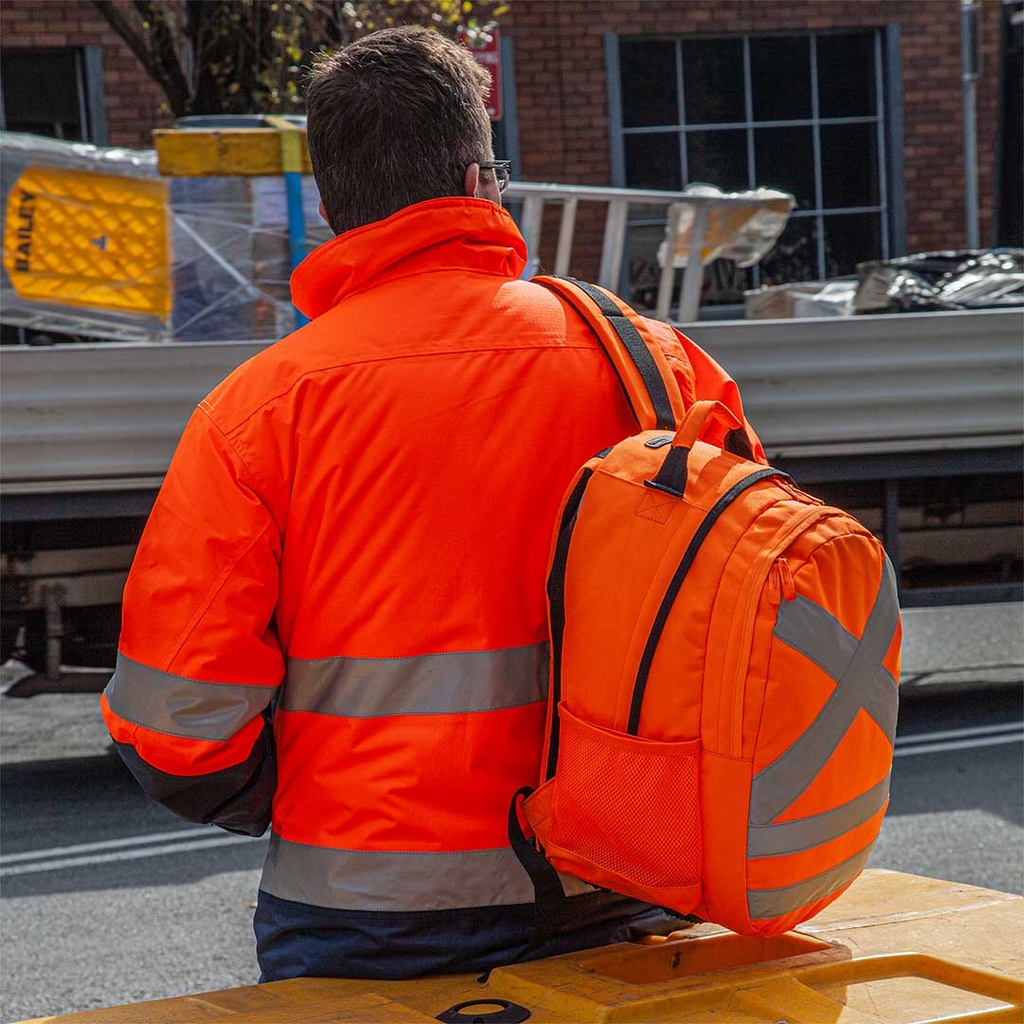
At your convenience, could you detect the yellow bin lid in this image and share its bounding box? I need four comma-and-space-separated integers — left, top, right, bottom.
21, 870, 1024, 1024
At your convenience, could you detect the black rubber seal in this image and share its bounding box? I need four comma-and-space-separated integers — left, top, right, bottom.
436, 998, 532, 1023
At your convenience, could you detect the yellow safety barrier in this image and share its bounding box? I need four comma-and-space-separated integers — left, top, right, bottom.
20, 869, 1024, 1023
2, 166, 170, 318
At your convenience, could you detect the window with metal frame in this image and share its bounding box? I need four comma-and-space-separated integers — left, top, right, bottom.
611, 31, 894, 309
0, 47, 107, 143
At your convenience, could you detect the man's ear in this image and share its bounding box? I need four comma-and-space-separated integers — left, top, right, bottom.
463, 163, 480, 198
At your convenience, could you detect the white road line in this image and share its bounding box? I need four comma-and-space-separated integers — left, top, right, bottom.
893, 732, 1024, 757
7, 722, 1020, 875
0, 834, 265, 877
895, 721, 1023, 747
0, 827, 236, 865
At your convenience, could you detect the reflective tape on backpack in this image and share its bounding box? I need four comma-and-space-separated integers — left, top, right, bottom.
747, 841, 876, 921
746, 556, 899, 918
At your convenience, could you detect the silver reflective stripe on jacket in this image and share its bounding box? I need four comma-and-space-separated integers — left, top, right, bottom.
747, 556, 900, 919
280, 643, 549, 717
263, 643, 556, 911
105, 644, 548, 741
104, 653, 275, 741
260, 833, 594, 912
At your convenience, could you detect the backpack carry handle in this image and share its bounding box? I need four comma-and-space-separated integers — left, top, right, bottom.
674, 400, 743, 451
647, 401, 743, 497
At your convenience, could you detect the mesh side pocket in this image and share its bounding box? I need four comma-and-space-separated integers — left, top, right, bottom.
550, 703, 701, 891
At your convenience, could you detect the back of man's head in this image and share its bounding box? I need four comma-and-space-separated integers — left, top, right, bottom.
306, 26, 494, 235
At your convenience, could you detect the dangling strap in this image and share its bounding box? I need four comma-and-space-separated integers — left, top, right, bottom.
533, 275, 685, 432
507, 787, 570, 954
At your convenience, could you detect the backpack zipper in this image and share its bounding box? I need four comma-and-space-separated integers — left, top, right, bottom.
543, 466, 598, 781
768, 558, 797, 606
627, 466, 784, 735
722, 505, 828, 758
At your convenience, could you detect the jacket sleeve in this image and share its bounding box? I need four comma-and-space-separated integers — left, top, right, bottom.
642, 315, 767, 464
101, 406, 284, 836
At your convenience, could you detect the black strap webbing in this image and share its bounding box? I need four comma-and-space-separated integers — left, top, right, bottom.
507, 787, 568, 952
646, 446, 690, 498
538, 276, 677, 431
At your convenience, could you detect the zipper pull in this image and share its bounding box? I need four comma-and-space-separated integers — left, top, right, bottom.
778, 478, 825, 505
769, 558, 797, 606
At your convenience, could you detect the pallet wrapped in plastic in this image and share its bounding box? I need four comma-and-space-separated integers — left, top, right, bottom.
0, 132, 327, 343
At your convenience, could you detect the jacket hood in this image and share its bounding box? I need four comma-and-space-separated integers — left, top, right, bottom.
290, 197, 529, 319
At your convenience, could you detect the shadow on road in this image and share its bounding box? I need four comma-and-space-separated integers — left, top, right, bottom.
889, 682, 1023, 825
1, 748, 267, 899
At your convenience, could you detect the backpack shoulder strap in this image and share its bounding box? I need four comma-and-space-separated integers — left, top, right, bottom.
533, 275, 686, 431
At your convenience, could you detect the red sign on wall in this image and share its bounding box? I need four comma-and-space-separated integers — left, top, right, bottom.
460, 28, 503, 121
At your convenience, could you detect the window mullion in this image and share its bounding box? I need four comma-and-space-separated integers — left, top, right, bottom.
743, 35, 755, 189
810, 33, 825, 280
624, 116, 878, 134
677, 40, 688, 184
74, 49, 90, 142
743, 35, 758, 288
874, 30, 890, 259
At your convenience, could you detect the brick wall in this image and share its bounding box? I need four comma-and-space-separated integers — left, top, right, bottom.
0, 0, 1005, 269
505, 0, 1004, 275
0, 0, 171, 148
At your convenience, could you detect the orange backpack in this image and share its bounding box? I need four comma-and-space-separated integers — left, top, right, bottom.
514, 277, 902, 938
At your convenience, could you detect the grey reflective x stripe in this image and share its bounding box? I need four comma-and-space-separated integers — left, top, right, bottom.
748, 556, 899, 882
104, 653, 275, 741
280, 643, 548, 718
748, 773, 891, 858
748, 840, 875, 921
259, 834, 594, 912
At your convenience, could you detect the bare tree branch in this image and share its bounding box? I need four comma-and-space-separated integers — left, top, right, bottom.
94, 0, 510, 118
134, 0, 193, 112
93, 0, 192, 116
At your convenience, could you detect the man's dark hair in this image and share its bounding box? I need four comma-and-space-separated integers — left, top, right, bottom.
306, 26, 494, 234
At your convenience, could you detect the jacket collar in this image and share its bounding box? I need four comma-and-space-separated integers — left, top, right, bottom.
290, 197, 529, 319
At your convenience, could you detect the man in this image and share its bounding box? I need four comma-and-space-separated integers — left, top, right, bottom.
103, 26, 764, 981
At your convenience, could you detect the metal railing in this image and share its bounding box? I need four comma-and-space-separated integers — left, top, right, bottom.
504, 181, 783, 322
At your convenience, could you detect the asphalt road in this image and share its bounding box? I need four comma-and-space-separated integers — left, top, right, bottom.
1, 605, 1021, 1022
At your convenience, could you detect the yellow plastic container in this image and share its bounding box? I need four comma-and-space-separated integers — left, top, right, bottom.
153, 127, 313, 178
23, 870, 1024, 1023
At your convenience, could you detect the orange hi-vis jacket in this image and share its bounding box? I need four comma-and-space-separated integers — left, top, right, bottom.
102, 197, 764, 980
